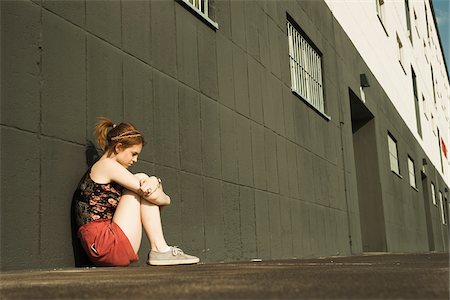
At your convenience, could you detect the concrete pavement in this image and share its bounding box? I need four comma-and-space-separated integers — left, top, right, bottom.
1, 252, 449, 299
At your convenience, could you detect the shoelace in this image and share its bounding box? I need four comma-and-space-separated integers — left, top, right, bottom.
171, 246, 184, 256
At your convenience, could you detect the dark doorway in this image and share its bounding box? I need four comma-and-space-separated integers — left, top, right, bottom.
349, 89, 387, 252
421, 171, 435, 251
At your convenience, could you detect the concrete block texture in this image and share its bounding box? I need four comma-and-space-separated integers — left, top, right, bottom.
180, 172, 205, 258
40, 137, 85, 267
265, 129, 279, 193
200, 96, 222, 179
247, 56, 264, 124
239, 186, 257, 259
256, 3, 270, 69
1, 0, 41, 132
42, 0, 85, 28
216, 33, 235, 110
229, 0, 246, 50
42, 11, 86, 144
244, 1, 260, 62
222, 183, 241, 260
219, 106, 239, 183
198, 24, 219, 100
279, 197, 294, 257
267, 17, 282, 79
2, 0, 447, 270
123, 55, 154, 163
86, 35, 123, 140
203, 177, 225, 260
251, 122, 267, 190
1, 128, 40, 270
267, 194, 283, 259
276, 136, 290, 196
121, 0, 151, 64
151, 0, 177, 77
153, 72, 180, 169
233, 45, 250, 117
213, 0, 231, 39
254, 190, 271, 259
156, 165, 182, 248
236, 115, 254, 186
179, 85, 202, 174
176, 5, 199, 90
86, 0, 121, 47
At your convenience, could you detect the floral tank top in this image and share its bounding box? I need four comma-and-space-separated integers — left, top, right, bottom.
74, 168, 124, 228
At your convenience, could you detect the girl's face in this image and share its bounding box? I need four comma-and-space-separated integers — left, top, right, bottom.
114, 143, 143, 168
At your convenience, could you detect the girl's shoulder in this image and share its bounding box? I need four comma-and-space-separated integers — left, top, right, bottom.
92, 157, 121, 170
91, 157, 127, 183
90, 157, 116, 183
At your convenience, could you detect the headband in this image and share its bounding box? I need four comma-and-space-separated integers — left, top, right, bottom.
111, 130, 142, 141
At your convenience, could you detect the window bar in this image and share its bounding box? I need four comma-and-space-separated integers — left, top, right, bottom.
306, 43, 311, 104
302, 37, 307, 99
288, 27, 296, 91
289, 24, 298, 91
313, 50, 318, 109
318, 56, 324, 112
310, 46, 315, 106
203, 0, 208, 16
299, 33, 304, 97
295, 32, 305, 97
316, 53, 321, 110
309, 44, 314, 106
293, 27, 298, 92
296, 30, 301, 95
312, 51, 317, 108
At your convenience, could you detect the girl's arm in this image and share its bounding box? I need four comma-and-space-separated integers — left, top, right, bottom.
101, 159, 170, 205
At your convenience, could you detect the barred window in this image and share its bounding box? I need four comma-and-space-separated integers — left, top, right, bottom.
178, 0, 218, 29
287, 20, 325, 115
186, 0, 208, 16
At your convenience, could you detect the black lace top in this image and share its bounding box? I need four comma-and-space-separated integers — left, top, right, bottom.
74, 169, 124, 228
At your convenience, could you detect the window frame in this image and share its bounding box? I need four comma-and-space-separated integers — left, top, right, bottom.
411, 66, 422, 137
388, 132, 401, 176
287, 16, 330, 121
431, 182, 437, 206
407, 155, 417, 189
396, 33, 405, 71
439, 191, 446, 224
404, 0, 412, 43
376, 0, 388, 36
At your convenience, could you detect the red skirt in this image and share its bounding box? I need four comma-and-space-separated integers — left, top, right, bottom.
78, 219, 139, 267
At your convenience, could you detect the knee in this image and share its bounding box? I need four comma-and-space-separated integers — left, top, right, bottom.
134, 173, 149, 180
135, 173, 160, 185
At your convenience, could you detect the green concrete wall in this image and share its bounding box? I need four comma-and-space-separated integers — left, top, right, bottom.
1, 0, 448, 271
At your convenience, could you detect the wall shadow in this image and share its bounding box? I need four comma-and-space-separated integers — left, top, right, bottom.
70, 140, 100, 267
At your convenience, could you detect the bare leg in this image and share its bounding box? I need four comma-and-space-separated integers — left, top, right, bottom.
140, 201, 170, 252
113, 174, 170, 254
112, 190, 143, 253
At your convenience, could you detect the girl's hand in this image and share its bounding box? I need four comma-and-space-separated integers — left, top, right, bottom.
139, 176, 161, 197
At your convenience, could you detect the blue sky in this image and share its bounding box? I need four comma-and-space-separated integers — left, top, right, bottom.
432, 0, 449, 76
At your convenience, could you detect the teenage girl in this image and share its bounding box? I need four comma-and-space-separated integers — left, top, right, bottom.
73, 117, 199, 266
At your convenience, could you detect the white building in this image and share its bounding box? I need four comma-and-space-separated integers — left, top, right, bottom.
325, 0, 450, 185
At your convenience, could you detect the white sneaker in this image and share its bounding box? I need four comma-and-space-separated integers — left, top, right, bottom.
147, 246, 199, 266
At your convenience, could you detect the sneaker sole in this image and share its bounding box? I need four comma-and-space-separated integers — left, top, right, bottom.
148, 258, 200, 266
